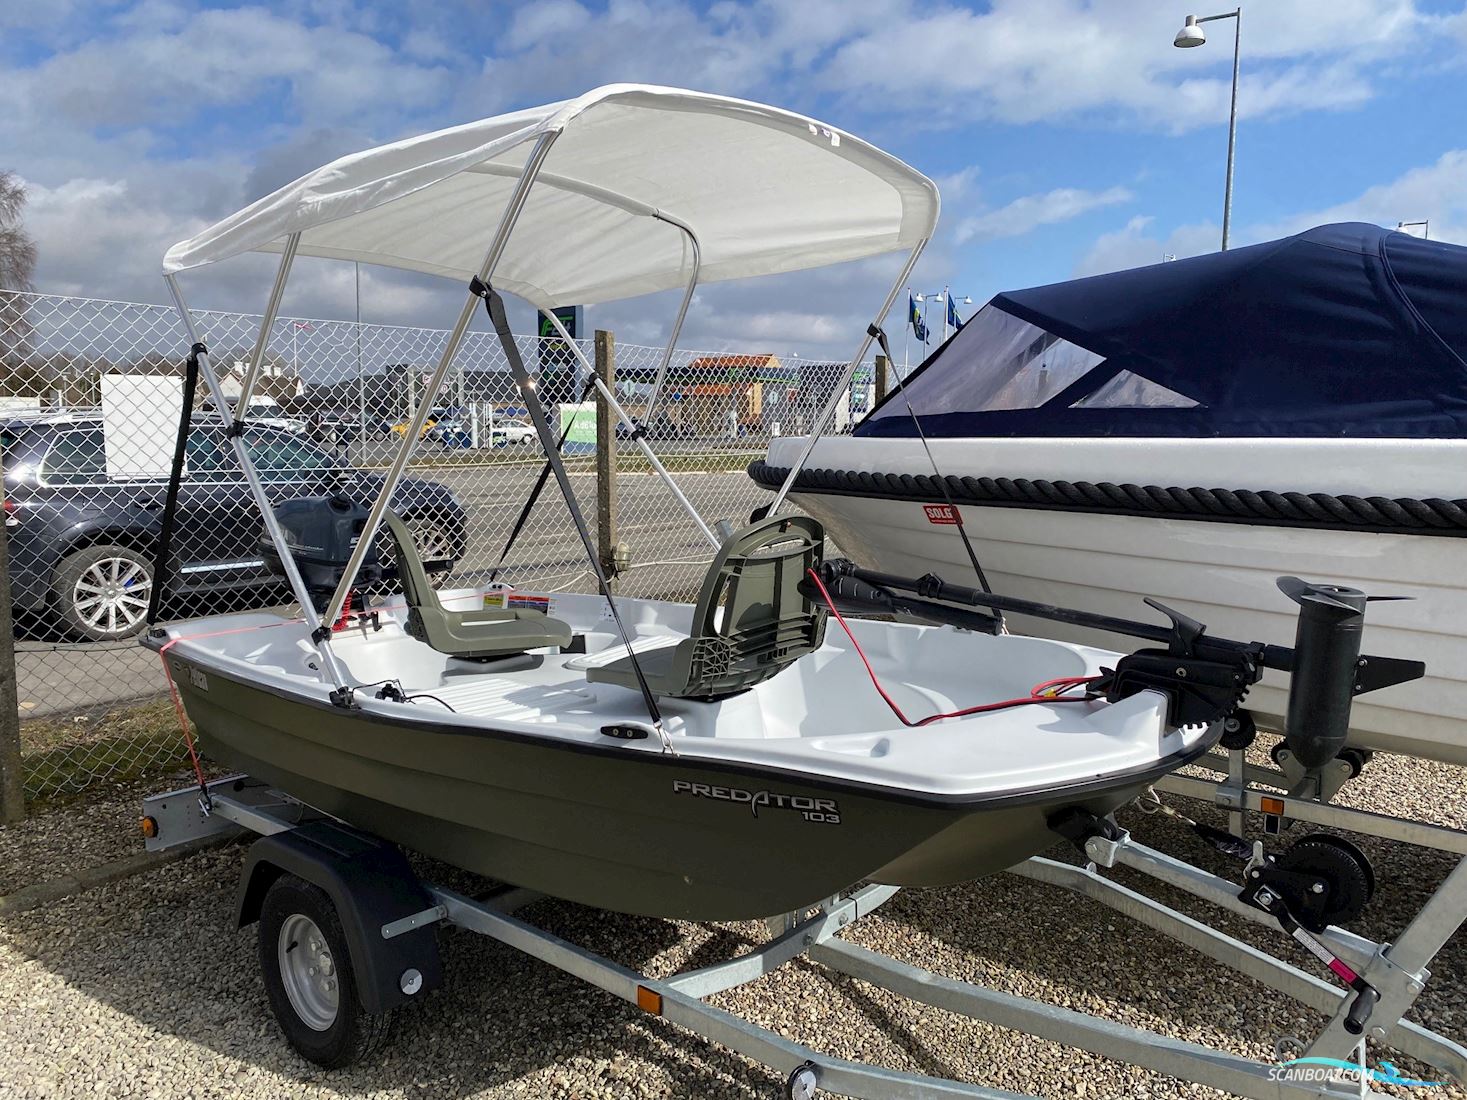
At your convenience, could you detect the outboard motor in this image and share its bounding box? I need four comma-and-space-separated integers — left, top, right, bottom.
261, 493, 382, 612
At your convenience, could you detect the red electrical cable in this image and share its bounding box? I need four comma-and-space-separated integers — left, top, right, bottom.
806, 567, 1097, 728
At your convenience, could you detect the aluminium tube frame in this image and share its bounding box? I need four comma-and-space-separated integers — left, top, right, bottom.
322, 131, 561, 625
234, 232, 301, 413
639, 211, 701, 426
765, 238, 928, 517
162, 273, 350, 690
538, 307, 720, 550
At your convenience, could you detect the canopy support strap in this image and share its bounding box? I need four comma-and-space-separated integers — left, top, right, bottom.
322, 130, 562, 626
476, 280, 673, 753
765, 238, 928, 517
146, 341, 201, 625
488, 373, 597, 584
162, 274, 350, 691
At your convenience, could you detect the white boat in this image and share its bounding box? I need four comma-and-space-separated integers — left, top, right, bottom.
148, 84, 1277, 925
138, 89, 1461, 1093
756, 224, 1467, 764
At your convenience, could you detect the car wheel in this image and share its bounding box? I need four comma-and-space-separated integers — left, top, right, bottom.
377, 514, 455, 590
53, 543, 155, 641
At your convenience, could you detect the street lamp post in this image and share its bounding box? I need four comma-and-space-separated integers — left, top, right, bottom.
1175, 8, 1241, 250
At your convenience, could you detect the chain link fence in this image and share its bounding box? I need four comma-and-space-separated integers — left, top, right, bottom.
1, 289, 875, 801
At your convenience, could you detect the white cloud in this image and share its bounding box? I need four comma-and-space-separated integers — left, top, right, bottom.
1074, 216, 1222, 275
1253, 149, 1467, 245
820, 0, 1448, 132
5, 0, 1465, 365
1075, 149, 1467, 278
955, 185, 1133, 244
25, 6, 452, 130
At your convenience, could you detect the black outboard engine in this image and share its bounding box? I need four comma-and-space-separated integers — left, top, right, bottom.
261, 493, 383, 612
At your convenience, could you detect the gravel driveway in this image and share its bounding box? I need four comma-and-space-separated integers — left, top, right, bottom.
1, 746, 1464, 1099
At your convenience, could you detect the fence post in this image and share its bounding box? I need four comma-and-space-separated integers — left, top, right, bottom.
0, 510, 24, 823
594, 329, 617, 578
875, 354, 889, 403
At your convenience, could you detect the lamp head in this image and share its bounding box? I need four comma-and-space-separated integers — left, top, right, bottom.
1174, 14, 1206, 47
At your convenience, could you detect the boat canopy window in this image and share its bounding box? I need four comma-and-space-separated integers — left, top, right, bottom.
859, 222, 1467, 439
877, 305, 1105, 418
1071, 371, 1199, 409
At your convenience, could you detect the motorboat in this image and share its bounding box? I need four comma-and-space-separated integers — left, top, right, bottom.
144, 88, 1413, 925
754, 223, 1467, 765
137, 87, 1464, 1096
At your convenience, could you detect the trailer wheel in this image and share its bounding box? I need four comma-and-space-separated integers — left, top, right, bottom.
258, 874, 393, 1068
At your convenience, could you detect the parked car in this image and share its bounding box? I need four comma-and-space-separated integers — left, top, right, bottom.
426, 417, 474, 448
2, 415, 467, 641
491, 419, 537, 446
306, 411, 361, 448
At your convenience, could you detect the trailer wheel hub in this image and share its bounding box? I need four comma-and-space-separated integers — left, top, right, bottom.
279, 913, 340, 1031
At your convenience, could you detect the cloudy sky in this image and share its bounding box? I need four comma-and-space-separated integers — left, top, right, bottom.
4, 0, 1465, 360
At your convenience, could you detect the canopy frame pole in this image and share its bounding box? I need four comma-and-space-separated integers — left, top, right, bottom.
162, 273, 350, 691
640, 212, 701, 426
235, 232, 301, 414
323, 131, 561, 626
766, 238, 928, 516
539, 308, 720, 550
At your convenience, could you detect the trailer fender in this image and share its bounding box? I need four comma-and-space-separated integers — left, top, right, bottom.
235, 821, 443, 1014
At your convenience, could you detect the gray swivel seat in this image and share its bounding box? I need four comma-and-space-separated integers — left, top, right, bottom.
382, 511, 572, 659
586, 514, 827, 700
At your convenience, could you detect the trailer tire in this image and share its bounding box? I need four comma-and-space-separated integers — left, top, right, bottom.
258, 873, 393, 1068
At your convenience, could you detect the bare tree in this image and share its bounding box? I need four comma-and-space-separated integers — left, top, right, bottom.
0, 172, 36, 292
0, 171, 38, 387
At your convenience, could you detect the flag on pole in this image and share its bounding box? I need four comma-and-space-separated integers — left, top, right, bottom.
946, 294, 964, 333
908, 293, 929, 343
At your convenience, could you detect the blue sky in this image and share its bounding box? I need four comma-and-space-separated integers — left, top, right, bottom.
3, 0, 1465, 360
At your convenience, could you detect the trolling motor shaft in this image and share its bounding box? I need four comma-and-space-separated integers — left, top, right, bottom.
1279, 578, 1368, 769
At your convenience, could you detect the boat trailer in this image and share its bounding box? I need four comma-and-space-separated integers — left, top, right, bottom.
144, 775, 1467, 1099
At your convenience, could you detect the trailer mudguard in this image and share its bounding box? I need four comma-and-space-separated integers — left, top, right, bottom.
235, 821, 443, 1014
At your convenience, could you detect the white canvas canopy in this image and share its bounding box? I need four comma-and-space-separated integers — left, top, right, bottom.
163, 84, 939, 307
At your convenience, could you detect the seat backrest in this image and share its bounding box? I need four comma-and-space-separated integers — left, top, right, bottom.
678, 514, 827, 697
381, 511, 434, 610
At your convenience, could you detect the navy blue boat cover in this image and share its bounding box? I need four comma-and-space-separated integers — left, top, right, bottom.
858, 223, 1467, 438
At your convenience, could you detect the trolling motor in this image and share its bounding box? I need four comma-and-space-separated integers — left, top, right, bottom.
811, 559, 1427, 1034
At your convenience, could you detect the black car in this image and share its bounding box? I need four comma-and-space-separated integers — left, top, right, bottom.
2, 415, 467, 641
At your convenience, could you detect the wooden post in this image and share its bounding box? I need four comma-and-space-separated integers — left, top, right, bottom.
0, 505, 24, 823
594, 329, 617, 578
875, 354, 890, 404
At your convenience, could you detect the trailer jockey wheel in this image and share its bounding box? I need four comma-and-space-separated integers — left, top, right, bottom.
1218, 710, 1257, 751
258, 874, 393, 1068
1266, 835, 1375, 932
1337, 747, 1370, 779
784, 1061, 821, 1100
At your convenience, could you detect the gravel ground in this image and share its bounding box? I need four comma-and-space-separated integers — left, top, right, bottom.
0, 743, 1464, 1099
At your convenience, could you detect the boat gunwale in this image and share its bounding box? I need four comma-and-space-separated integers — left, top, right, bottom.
149, 631, 1222, 812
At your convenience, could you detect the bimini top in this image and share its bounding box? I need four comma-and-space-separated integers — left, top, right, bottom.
163, 84, 938, 307
859, 222, 1467, 439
